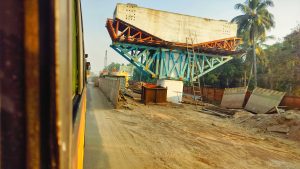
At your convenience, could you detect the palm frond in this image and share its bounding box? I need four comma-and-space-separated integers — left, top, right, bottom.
249, 0, 260, 10
231, 14, 250, 23
257, 0, 274, 11
264, 0, 274, 7
234, 3, 251, 14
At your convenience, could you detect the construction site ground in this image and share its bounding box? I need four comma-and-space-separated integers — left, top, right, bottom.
84, 83, 300, 169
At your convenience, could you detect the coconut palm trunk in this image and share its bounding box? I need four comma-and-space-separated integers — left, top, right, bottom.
232, 0, 275, 88
251, 28, 257, 87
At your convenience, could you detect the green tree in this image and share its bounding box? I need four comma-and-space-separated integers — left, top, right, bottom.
203, 58, 244, 88
239, 31, 275, 89
262, 25, 300, 95
132, 68, 156, 83
104, 62, 121, 72
232, 0, 275, 87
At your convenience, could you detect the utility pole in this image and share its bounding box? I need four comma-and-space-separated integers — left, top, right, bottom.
104, 50, 108, 70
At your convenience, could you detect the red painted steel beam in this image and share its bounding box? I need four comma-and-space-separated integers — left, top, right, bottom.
106, 18, 242, 55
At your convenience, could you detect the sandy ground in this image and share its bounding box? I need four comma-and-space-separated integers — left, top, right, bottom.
84, 83, 300, 169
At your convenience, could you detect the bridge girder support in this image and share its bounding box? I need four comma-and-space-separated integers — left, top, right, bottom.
111, 43, 233, 81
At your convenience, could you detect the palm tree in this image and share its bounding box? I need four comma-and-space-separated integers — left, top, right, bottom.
232, 0, 275, 87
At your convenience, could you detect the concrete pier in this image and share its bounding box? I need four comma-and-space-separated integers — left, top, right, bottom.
157, 80, 183, 104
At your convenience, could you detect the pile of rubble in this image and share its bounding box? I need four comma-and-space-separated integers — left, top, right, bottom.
234, 110, 300, 141
181, 87, 300, 141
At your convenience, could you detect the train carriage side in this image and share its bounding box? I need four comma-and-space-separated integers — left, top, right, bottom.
1, 0, 87, 168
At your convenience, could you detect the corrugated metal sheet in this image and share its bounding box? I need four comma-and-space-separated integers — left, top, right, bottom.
221, 87, 248, 109
114, 3, 237, 44
245, 87, 286, 114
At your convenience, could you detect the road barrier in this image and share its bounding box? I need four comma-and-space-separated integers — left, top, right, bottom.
183, 86, 300, 109
98, 78, 120, 108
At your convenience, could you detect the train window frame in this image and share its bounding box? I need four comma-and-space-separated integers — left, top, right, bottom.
72, 0, 85, 123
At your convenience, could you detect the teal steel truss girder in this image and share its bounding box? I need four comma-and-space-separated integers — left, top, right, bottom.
111, 42, 233, 81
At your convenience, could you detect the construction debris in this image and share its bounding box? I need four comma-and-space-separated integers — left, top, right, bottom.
181, 100, 205, 106
122, 87, 300, 142
233, 110, 254, 123
267, 125, 290, 133
282, 110, 300, 120
205, 105, 236, 116
122, 104, 134, 110
199, 108, 231, 118
197, 105, 237, 118
124, 91, 134, 99
265, 106, 286, 114
129, 82, 146, 94
119, 93, 127, 101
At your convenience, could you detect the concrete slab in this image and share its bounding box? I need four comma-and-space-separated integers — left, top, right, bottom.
114, 3, 237, 44
221, 87, 248, 109
245, 87, 286, 114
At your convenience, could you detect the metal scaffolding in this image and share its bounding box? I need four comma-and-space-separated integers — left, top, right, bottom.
106, 19, 241, 56
111, 43, 233, 81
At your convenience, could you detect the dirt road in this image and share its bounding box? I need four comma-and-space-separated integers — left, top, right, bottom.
84, 83, 300, 169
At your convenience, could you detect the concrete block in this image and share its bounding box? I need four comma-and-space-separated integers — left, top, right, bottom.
114, 3, 237, 44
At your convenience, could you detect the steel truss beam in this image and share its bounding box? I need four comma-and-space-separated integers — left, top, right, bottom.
106, 19, 242, 56
111, 43, 233, 81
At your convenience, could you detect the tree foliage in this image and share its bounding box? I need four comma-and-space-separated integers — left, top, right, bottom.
103, 0, 299, 96
259, 25, 300, 95
104, 62, 121, 72
232, 0, 275, 87
131, 67, 156, 83
202, 58, 245, 88
204, 24, 300, 96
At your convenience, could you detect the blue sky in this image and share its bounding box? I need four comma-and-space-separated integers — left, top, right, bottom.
82, 0, 300, 73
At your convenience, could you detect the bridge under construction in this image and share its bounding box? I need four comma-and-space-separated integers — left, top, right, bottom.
106, 3, 241, 82
106, 3, 242, 103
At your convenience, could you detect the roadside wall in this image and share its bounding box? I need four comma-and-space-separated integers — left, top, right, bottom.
183, 86, 300, 109
105, 76, 126, 93
98, 78, 120, 108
